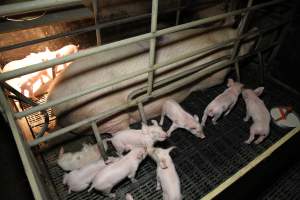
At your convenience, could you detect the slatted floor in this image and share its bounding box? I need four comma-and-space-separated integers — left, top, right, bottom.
41, 80, 300, 200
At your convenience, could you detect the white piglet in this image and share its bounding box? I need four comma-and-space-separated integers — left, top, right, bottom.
57, 143, 101, 171
148, 147, 182, 200
201, 79, 244, 126
104, 120, 167, 155
160, 99, 204, 138
242, 87, 271, 144
88, 147, 147, 198
63, 157, 119, 193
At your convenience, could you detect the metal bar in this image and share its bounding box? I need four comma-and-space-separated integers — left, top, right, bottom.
0, 0, 82, 17
138, 102, 147, 124
0, 5, 187, 52
147, 0, 158, 95
13, 23, 285, 119
175, 0, 181, 25
234, 61, 240, 82
0, 7, 92, 34
128, 56, 230, 102
0, 0, 285, 82
0, 87, 47, 199
91, 122, 108, 161
92, 0, 101, 45
27, 40, 282, 147
230, 0, 254, 81
201, 126, 300, 200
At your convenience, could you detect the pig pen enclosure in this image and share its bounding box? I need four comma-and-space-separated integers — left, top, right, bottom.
0, 0, 300, 199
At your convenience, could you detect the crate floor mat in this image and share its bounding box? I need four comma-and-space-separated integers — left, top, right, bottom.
42, 80, 300, 200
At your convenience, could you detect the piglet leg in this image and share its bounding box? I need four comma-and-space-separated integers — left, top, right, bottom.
167, 123, 178, 136
212, 112, 222, 125
244, 134, 255, 144
224, 103, 234, 116
156, 176, 161, 191
128, 171, 138, 183
254, 135, 266, 144
243, 112, 250, 122
160, 111, 165, 126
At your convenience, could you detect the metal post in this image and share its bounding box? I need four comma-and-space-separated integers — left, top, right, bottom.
92, 0, 101, 45
234, 61, 240, 82
147, 0, 159, 95
230, 0, 254, 81
91, 122, 108, 161
175, 0, 181, 25
0, 87, 47, 199
138, 102, 147, 124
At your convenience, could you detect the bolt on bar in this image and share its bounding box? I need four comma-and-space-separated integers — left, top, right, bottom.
13, 21, 286, 119
147, 0, 159, 95
0, 0, 284, 82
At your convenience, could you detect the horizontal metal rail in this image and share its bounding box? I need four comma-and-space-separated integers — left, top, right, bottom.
12, 20, 287, 119
0, 0, 82, 17
0, 0, 284, 83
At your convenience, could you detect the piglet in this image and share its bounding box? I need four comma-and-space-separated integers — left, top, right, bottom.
88, 147, 147, 198
148, 147, 182, 200
160, 99, 204, 138
63, 156, 119, 193
104, 120, 167, 156
201, 79, 244, 126
57, 143, 101, 171
125, 193, 134, 200
55, 44, 79, 72
242, 87, 270, 144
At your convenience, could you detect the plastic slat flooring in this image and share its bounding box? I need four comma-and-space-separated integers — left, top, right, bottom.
257, 160, 300, 200
42, 80, 300, 199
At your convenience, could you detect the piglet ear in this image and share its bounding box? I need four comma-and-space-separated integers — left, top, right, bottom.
194, 115, 199, 122
227, 78, 234, 87
59, 147, 64, 158
254, 87, 264, 96
159, 158, 168, 169
151, 120, 159, 127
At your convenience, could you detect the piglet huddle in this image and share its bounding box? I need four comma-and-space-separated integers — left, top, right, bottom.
57, 78, 270, 199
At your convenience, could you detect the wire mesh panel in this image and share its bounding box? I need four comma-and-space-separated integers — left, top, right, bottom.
41, 79, 299, 200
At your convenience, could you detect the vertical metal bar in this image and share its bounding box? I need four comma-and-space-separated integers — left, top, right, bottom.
230, 0, 254, 81
234, 61, 240, 82
175, 0, 181, 25
138, 102, 147, 124
147, 0, 159, 95
0, 87, 46, 200
92, 0, 101, 45
91, 122, 108, 161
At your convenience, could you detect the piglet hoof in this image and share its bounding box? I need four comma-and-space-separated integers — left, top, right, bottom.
131, 178, 138, 183
108, 193, 116, 199
243, 117, 249, 122
244, 140, 251, 144
156, 185, 161, 191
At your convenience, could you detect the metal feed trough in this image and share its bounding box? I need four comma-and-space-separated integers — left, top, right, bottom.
0, 0, 299, 199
